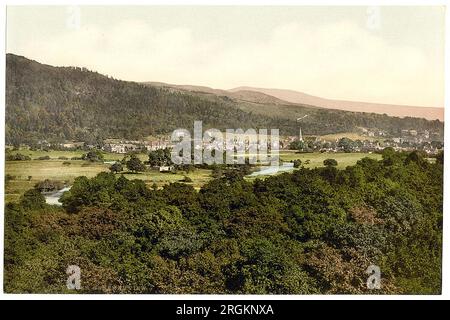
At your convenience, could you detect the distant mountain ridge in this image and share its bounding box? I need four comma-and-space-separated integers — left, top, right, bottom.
145, 82, 443, 121
230, 86, 444, 121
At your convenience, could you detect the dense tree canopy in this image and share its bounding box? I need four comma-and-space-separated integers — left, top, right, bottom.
4, 150, 443, 294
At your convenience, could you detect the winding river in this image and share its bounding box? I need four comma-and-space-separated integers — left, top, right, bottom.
248, 162, 295, 177
44, 186, 71, 206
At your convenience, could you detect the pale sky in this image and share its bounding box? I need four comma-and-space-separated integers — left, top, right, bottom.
6, 6, 445, 107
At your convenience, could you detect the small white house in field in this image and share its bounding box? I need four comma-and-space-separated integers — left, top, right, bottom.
159, 166, 173, 172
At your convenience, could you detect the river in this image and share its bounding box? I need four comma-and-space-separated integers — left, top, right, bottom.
248, 162, 295, 177
44, 186, 71, 206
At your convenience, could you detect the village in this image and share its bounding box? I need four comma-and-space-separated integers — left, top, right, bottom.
39, 126, 443, 157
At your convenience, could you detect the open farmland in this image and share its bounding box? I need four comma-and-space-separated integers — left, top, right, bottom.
279, 151, 382, 169
5, 149, 382, 203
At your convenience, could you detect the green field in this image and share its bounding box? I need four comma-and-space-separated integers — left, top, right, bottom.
4, 149, 381, 203
279, 151, 382, 169
5, 158, 211, 203
5, 160, 104, 202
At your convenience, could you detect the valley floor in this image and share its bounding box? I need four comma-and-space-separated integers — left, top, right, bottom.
4, 149, 382, 203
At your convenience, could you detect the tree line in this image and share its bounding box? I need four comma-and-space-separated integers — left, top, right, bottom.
4, 149, 443, 294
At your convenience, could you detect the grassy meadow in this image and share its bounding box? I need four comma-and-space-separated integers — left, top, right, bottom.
4, 148, 381, 203
279, 150, 382, 169
5, 159, 211, 203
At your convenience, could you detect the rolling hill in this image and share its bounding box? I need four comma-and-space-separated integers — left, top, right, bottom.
6, 54, 444, 145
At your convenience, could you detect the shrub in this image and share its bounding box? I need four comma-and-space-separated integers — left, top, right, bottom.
34, 179, 65, 192
323, 158, 338, 167
6, 153, 31, 161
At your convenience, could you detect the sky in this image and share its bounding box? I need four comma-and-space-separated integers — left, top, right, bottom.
6, 6, 445, 107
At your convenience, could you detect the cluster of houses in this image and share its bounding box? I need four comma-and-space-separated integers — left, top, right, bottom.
198, 138, 280, 153
318, 139, 440, 155
33, 127, 443, 157
102, 138, 171, 154
279, 126, 443, 155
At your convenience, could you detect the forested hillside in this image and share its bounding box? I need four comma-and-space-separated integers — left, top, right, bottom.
4, 150, 443, 293
6, 54, 443, 145
6, 54, 296, 145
